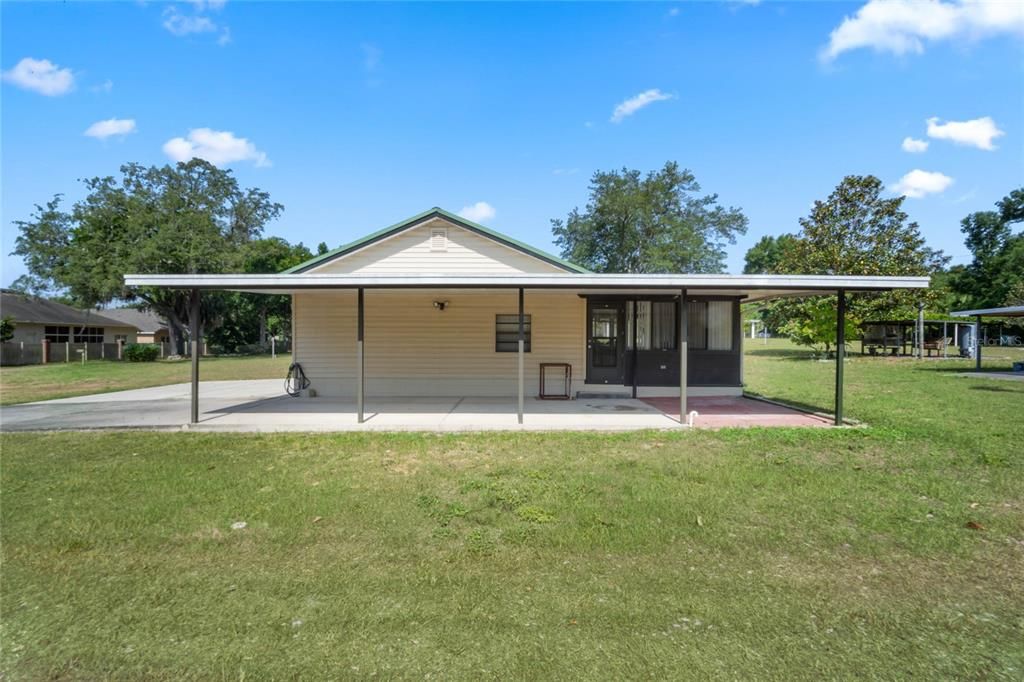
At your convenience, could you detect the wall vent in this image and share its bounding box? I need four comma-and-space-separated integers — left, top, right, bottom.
430, 228, 448, 252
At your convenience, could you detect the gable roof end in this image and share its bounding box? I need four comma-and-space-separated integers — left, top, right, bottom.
281, 207, 590, 274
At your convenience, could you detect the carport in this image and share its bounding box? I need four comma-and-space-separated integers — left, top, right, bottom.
950, 305, 1024, 371
124, 272, 929, 430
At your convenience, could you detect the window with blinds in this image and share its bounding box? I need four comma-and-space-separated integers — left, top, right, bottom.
706, 301, 733, 350
685, 300, 733, 351
687, 302, 707, 350
626, 301, 677, 350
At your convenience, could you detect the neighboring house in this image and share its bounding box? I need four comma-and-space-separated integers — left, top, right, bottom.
126, 207, 928, 423
93, 307, 169, 344
1, 289, 138, 345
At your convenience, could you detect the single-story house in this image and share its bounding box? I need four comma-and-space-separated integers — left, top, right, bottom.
1, 289, 138, 345
126, 207, 929, 426
93, 306, 169, 344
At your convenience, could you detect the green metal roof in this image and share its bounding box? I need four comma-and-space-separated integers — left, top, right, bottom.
281, 207, 590, 274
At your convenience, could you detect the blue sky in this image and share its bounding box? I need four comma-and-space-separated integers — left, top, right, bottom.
2, 1, 1022, 286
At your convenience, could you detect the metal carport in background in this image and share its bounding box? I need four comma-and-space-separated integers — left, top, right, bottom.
950, 305, 1024, 371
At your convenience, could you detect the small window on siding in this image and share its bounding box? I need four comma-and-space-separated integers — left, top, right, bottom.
430, 228, 448, 252
495, 314, 531, 352
707, 301, 733, 350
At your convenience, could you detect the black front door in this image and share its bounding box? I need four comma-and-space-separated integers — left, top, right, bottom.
587, 300, 625, 384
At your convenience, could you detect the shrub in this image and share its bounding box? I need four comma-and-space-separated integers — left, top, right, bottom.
123, 343, 160, 362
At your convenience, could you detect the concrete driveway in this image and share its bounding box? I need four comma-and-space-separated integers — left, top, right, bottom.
0, 380, 680, 432
1, 380, 286, 432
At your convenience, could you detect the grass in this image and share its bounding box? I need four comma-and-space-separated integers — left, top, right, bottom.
0, 354, 292, 405
1, 342, 1022, 679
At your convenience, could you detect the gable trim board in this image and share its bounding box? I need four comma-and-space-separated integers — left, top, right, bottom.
283, 208, 590, 275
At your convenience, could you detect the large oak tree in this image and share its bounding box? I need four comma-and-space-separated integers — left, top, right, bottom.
759, 175, 947, 353
12, 159, 284, 353
551, 162, 748, 273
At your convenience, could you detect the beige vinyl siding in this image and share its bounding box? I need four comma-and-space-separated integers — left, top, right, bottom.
293, 290, 585, 397
307, 218, 568, 275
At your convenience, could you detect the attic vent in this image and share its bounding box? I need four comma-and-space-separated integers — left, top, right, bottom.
430, 228, 448, 252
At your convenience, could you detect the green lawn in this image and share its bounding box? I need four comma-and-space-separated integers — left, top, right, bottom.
0, 354, 292, 405
1, 343, 1022, 679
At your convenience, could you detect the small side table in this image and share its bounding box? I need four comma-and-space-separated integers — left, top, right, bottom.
539, 363, 572, 400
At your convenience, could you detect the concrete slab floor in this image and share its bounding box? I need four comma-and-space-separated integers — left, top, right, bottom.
0, 380, 833, 432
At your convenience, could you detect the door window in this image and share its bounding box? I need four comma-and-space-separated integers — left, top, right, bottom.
591, 308, 619, 367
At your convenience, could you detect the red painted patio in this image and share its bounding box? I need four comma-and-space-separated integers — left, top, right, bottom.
642, 396, 833, 428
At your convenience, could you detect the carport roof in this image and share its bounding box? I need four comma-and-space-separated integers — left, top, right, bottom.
950, 305, 1024, 318
123, 273, 930, 301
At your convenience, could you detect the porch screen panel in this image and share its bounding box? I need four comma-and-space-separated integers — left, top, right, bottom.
626, 301, 652, 350
687, 302, 706, 350
651, 301, 676, 350
707, 301, 733, 350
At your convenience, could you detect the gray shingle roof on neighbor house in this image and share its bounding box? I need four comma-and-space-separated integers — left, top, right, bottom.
0, 289, 132, 328
91, 306, 167, 333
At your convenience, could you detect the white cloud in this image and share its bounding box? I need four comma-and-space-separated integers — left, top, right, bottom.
163, 9, 216, 36
926, 116, 1004, 150
91, 79, 114, 94
84, 118, 137, 139
184, 0, 227, 10
163, 7, 216, 36
821, 0, 1024, 62
610, 89, 674, 123
891, 169, 954, 198
2, 57, 74, 96
361, 43, 381, 71
458, 201, 496, 223
901, 136, 929, 153
162, 4, 229, 42
162, 128, 270, 167
667, 7, 680, 18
